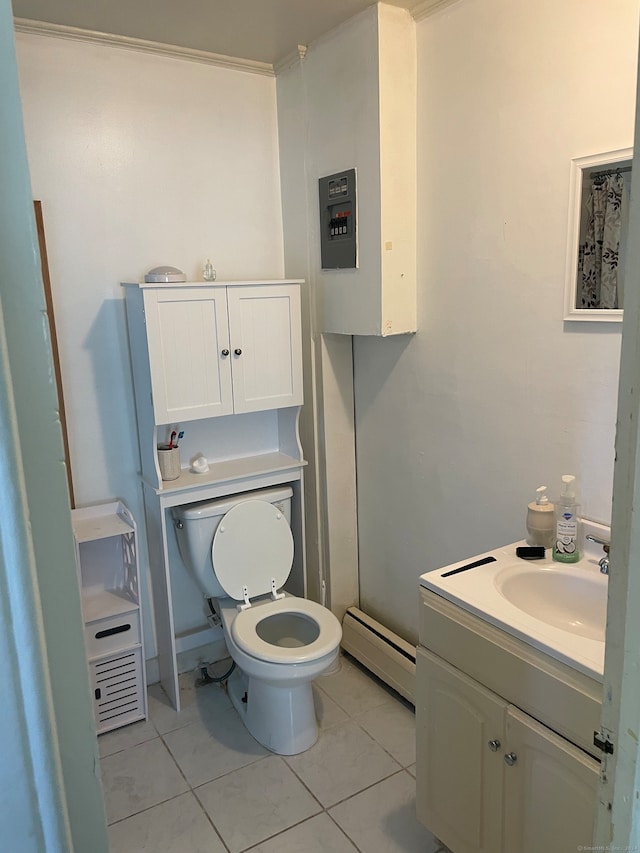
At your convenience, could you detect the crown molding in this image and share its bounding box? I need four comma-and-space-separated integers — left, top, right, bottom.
13, 18, 275, 77
274, 44, 307, 75
412, 0, 463, 22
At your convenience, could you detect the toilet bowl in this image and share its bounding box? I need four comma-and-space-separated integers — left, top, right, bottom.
172, 487, 342, 755
218, 594, 341, 754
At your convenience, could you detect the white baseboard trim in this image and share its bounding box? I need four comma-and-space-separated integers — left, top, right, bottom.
145, 638, 228, 685
174, 624, 222, 655
341, 607, 416, 704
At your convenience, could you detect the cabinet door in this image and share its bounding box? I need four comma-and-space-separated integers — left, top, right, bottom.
502, 705, 599, 853
226, 285, 303, 414
416, 647, 504, 853
144, 287, 233, 423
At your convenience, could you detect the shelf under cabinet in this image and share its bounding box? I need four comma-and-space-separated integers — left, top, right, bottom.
149, 450, 306, 495
73, 507, 134, 542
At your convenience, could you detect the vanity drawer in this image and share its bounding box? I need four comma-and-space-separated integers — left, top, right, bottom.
85, 611, 141, 659
419, 588, 602, 758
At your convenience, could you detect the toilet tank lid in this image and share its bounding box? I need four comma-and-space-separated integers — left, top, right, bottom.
172, 485, 293, 521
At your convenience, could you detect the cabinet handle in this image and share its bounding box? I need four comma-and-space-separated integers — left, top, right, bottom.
234, 348, 242, 356
488, 739, 501, 752
504, 752, 518, 766
95, 623, 131, 639
221, 349, 230, 357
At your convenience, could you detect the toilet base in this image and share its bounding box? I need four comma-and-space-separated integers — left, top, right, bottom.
227, 667, 319, 755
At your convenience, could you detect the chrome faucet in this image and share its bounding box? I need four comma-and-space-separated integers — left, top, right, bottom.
586, 535, 610, 574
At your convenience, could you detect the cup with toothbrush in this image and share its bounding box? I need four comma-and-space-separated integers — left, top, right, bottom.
157, 429, 183, 481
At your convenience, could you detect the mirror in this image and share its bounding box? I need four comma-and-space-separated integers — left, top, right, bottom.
564, 147, 632, 322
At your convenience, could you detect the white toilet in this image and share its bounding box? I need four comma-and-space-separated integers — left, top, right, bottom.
172, 486, 342, 755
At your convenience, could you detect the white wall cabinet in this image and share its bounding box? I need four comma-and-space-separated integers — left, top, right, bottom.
123, 279, 307, 709
138, 282, 303, 424
416, 592, 601, 853
71, 501, 147, 734
280, 4, 417, 336
145, 286, 233, 422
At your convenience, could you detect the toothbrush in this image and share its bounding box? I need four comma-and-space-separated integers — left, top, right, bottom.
169, 430, 177, 449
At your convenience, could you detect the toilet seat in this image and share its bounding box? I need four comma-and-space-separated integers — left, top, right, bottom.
212, 499, 294, 602
231, 596, 342, 664
213, 498, 342, 666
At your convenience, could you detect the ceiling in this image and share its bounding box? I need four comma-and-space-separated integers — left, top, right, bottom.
12, 0, 424, 67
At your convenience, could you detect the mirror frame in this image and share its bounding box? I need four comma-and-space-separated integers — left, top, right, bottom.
564, 146, 632, 322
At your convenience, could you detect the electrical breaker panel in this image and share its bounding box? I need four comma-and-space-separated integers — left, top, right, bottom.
319, 169, 357, 270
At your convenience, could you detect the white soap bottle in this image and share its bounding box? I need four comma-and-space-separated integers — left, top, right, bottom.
526, 485, 555, 549
552, 474, 581, 563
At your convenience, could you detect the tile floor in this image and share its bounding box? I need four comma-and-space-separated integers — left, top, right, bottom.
100, 653, 445, 853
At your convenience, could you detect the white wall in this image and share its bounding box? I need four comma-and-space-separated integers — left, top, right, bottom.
2, 9, 108, 848
16, 33, 285, 662
306, 6, 382, 335
16, 1, 639, 663
278, 9, 392, 616
354, 0, 639, 644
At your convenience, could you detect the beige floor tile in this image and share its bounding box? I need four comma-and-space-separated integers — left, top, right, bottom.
355, 699, 416, 766
99, 664, 422, 848
330, 770, 440, 853
313, 683, 350, 729
196, 755, 321, 852
100, 738, 188, 824
316, 656, 393, 717
406, 763, 416, 778
249, 813, 358, 852
147, 672, 231, 735
98, 717, 158, 758
285, 720, 400, 807
163, 707, 268, 787
108, 791, 225, 853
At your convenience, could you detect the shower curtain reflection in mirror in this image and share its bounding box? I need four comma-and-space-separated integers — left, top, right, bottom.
578, 170, 629, 310
564, 148, 632, 322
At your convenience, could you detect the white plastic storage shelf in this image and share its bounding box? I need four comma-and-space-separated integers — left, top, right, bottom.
71, 501, 147, 734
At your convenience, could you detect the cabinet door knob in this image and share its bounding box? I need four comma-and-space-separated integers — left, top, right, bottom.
488, 739, 501, 752
234, 348, 242, 356
221, 349, 230, 357
504, 752, 518, 766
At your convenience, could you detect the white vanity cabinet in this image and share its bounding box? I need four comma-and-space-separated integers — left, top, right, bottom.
133, 281, 303, 424
502, 706, 599, 853
417, 648, 503, 853
416, 589, 601, 853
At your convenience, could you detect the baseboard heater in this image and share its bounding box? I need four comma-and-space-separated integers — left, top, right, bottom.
341, 607, 416, 705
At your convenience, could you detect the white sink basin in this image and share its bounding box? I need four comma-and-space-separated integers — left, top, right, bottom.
419, 520, 610, 680
494, 564, 606, 642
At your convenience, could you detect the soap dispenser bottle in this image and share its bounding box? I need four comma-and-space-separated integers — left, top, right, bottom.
526, 486, 554, 549
552, 474, 581, 563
